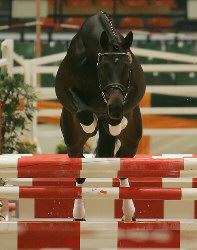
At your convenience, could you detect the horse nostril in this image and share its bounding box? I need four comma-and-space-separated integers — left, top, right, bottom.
108, 103, 123, 119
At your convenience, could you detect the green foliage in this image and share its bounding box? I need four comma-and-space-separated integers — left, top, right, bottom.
0, 72, 37, 153
16, 140, 37, 154
56, 141, 93, 154
0, 178, 6, 186
56, 142, 68, 154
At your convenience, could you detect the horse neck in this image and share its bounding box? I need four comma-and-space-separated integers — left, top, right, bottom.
77, 12, 123, 64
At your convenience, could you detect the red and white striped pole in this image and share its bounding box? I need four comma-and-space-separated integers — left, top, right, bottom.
1, 155, 197, 178
0, 21, 79, 31
1, 186, 197, 200
6, 177, 197, 188
0, 22, 40, 31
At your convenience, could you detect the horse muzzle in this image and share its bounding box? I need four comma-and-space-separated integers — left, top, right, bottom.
107, 88, 124, 120
108, 102, 123, 119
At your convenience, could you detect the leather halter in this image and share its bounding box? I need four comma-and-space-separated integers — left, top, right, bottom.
97, 52, 132, 103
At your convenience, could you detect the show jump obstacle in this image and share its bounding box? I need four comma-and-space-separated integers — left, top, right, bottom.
1, 154, 197, 249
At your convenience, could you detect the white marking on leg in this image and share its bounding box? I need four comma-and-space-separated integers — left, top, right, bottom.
109, 117, 128, 136
121, 116, 128, 130
73, 183, 85, 220
80, 114, 98, 133
109, 123, 121, 136
93, 114, 98, 127
120, 178, 135, 221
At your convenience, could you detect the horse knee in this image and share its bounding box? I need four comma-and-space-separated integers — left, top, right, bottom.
95, 120, 116, 157
76, 109, 94, 125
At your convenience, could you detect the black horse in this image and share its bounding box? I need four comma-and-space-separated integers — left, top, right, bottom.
55, 11, 146, 221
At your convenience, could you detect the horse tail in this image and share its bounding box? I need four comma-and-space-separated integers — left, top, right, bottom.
95, 119, 117, 157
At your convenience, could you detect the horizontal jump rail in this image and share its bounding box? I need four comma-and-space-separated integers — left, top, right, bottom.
5, 177, 197, 188
2, 169, 197, 178
0, 22, 79, 31
132, 47, 197, 64
1, 154, 197, 178
0, 221, 196, 249
1, 186, 197, 200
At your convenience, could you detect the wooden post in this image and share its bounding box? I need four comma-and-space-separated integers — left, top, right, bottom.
36, 0, 41, 85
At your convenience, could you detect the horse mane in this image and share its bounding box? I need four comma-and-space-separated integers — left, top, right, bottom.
100, 11, 116, 37
99, 11, 121, 46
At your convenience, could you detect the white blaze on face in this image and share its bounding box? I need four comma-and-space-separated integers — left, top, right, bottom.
109, 116, 128, 136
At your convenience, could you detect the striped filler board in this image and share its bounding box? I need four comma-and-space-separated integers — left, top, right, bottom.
15, 198, 197, 220
0, 221, 197, 249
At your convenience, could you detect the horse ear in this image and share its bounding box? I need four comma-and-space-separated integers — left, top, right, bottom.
100, 31, 109, 51
122, 31, 133, 50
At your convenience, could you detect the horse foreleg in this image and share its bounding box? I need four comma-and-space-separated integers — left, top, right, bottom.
73, 180, 86, 221
60, 108, 93, 221
120, 178, 136, 221
95, 119, 116, 157
117, 106, 143, 221
69, 88, 97, 133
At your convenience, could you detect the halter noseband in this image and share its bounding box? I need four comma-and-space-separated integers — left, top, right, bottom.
97, 52, 132, 104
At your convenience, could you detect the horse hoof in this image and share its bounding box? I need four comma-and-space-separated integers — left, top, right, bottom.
121, 216, 136, 222
73, 218, 86, 221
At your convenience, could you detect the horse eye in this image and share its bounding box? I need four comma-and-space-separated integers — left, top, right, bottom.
114, 45, 119, 50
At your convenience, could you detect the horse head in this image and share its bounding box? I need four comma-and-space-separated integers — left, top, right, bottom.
98, 31, 133, 123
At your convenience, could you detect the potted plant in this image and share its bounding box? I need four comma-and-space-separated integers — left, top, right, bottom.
56, 140, 93, 154
0, 72, 37, 153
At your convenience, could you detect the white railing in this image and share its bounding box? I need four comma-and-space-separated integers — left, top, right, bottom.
1, 39, 197, 152
1, 40, 14, 75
